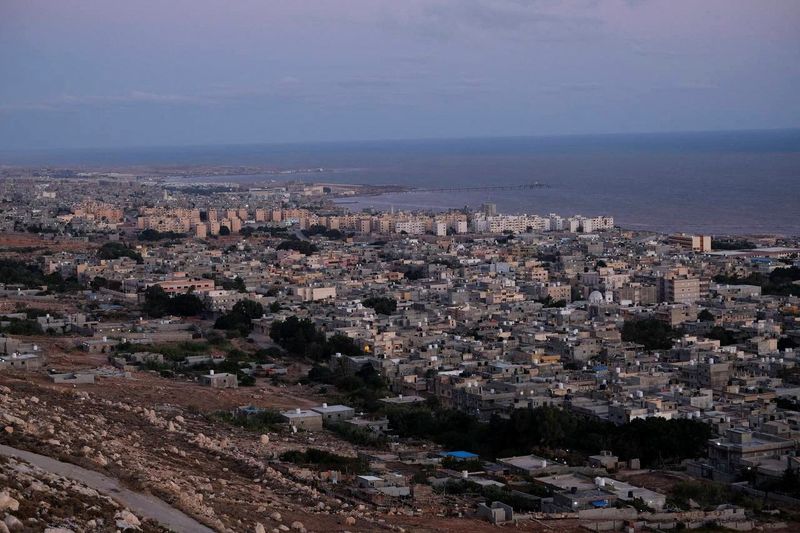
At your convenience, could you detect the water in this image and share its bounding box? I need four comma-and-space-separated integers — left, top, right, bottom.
2, 130, 798, 235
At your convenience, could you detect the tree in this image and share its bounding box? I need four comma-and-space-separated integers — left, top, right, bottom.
276, 240, 318, 256
362, 296, 397, 315
697, 309, 715, 322
232, 299, 264, 320
142, 285, 206, 318
270, 316, 361, 361
621, 319, 676, 350
97, 242, 142, 263
138, 229, 186, 241
218, 276, 246, 292
90, 276, 109, 290
705, 326, 738, 346
214, 299, 265, 335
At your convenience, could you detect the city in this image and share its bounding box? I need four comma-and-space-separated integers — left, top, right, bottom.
0, 171, 798, 531
2, 1, 799, 532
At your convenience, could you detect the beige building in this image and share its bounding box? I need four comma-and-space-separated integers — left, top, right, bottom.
294, 286, 337, 301
668, 233, 712, 252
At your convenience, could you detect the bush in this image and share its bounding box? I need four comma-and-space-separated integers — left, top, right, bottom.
280, 448, 367, 473
212, 409, 283, 431
0, 318, 43, 335
328, 422, 387, 447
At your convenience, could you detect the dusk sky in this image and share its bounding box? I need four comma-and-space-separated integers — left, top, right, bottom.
1, 0, 799, 150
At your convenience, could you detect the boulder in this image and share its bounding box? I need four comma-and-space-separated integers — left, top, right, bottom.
114, 510, 141, 530
3, 515, 22, 531
0, 492, 20, 512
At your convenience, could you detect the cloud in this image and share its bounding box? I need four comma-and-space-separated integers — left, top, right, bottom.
673, 81, 720, 91
382, 0, 604, 42
0, 90, 215, 113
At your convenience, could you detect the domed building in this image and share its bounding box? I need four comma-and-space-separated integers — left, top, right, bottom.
588, 290, 604, 305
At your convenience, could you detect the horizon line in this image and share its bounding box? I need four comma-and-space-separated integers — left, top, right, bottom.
2, 126, 799, 157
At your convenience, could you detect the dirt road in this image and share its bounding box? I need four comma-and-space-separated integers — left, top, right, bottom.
0, 444, 216, 533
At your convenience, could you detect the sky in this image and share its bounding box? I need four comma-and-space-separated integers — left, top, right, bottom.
1, 0, 799, 150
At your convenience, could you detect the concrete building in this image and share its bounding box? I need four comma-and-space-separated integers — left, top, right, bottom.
295, 286, 337, 301
311, 403, 355, 424
281, 408, 323, 431
668, 233, 712, 252
200, 371, 238, 389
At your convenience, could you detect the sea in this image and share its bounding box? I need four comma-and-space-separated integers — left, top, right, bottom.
2, 129, 799, 236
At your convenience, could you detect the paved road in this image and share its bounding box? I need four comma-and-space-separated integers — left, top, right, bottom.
0, 444, 216, 533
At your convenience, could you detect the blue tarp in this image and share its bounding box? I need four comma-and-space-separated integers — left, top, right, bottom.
440, 451, 479, 459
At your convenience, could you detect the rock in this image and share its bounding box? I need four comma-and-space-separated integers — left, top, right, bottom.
270, 512, 282, 522
175, 415, 185, 424
3, 516, 21, 532
260, 434, 270, 444
44, 529, 74, 533
0, 521, 9, 533
290, 521, 304, 531
255, 523, 266, 533
115, 510, 141, 529
345, 516, 356, 526
3, 426, 12, 434
168, 421, 176, 432
0, 492, 20, 512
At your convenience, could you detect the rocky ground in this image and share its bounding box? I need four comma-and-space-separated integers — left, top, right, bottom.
0, 372, 574, 532
0, 454, 166, 532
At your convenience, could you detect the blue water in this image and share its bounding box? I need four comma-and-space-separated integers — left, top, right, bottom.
2, 130, 798, 235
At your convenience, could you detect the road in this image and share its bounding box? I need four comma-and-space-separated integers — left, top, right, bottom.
0, 444, 216, 533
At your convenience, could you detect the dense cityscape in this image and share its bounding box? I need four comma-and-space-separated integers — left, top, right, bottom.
3, 0, 800, 532
0, 170, 798, 532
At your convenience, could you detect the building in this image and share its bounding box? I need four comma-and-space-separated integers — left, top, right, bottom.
668, 233, 712, 252
155, 278, 215, 295
0, 353, 43, 371
200, 370, 238, 389
661, 275, 702, 304
697, 428, 797, 481
281, 408, 323, 431
294, 286, 337, 301
311, 403, 355, 424
477, 502, 514, 524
